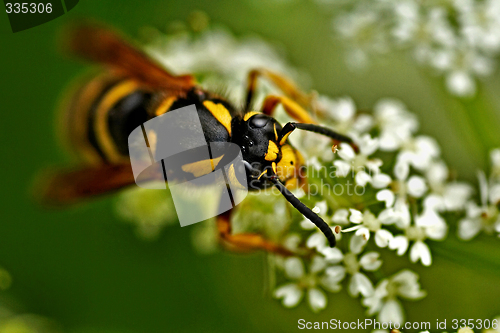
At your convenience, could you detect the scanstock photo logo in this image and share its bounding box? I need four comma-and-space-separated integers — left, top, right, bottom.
128, 104, 248, 226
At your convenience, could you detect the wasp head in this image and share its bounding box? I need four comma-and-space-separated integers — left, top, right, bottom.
231, 113, 285, 189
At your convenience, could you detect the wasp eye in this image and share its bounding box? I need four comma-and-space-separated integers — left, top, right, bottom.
249, 114, 269, 128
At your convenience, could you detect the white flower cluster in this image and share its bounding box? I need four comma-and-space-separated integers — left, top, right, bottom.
144, 26, 305, 105
320, 0, 500, 96
458, 149, 500, 240
114, 24, 499, 320
273, 95, 469, 319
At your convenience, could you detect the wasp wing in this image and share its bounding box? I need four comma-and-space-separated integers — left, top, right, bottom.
36, 163, 164, 206
64, 22, 196, 92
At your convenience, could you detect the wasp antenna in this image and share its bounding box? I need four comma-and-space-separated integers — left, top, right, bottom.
269, 176, 336, 247
293, 123, 353, 143
278, 122, 356, 150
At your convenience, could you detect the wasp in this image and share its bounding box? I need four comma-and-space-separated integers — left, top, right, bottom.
41, 23, 355, 255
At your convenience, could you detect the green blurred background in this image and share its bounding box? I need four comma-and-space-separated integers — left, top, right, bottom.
1, 1, 500, 332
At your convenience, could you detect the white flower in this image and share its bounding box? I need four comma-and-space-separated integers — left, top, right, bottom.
273, 256, 343, 312
319, 235, 381, 298
425, 160, 473, 211
387, 204, 447, 266
456, 0, 500, 53
343, 209, 395, 247
318, 96, 374, 135
380, 182, 448, 266
376, 158, 431, 230
446, 70, 476, 96
363, 269, 426, 324
374, 99, 419, 151
290, 131, 334, 162
491, 148, 500, 179
146, 27, 299, 105
331, 208, 350, 225
458, 171, 500, 240
396, 136, 441, 172
115, 186, 177, 240
334, 135, 391, 188
328, 0, 500, 97
334, 5, 389, 69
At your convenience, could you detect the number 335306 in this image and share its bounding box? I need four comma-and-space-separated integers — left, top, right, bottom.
5, 3, 53, 13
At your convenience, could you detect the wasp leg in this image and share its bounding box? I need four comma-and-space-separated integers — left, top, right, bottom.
261, 95, 317, 124
216, 209, 293, 256
245, 68, 313, 112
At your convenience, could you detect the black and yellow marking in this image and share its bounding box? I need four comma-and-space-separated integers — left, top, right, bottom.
154, 95, 178, 116
276, 144, 299, 184
264, 140, 279, 161
203, 100, 232, 135
243, 111, 260, 121
62, 73, 156, 164
62, 73, 123, 163
181, 155, 224, 178
95, 80, 140, 162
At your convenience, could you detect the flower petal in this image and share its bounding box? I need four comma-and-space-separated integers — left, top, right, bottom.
394, 154, 410, 180
407, 176, 428, 198
491, 149, 500, 169
358, 134, 379, 156
349, 209, 363, 223
391, 269, 426, 300
350, 234, 367, 254
332, 208, 350, 224
359, 252, 383, 271
308, 288, 327, 312
377, 190, 395, 208
379, 299, 404, 325
371, 173, 392, 189
410, 241, 432, 266
334, 160, 351, 178
320, 247, 344, 263
355, 170, 372, 187
389, 235, 409, 256
274, 283, 303, 308
443, 182, 473, 211
378, 208, 397, 225
307, 232, 328, 251
457, 218, 482, 240
310, 255, 327, 274
394, 198, 411, 229
338, 142, 356, 161
355, 227, 371, 241
284, 257, 305, 279
324, 265, 346, 283
375, 229, 393, 248
349, 272, 374, 297
446, 70, 475, 96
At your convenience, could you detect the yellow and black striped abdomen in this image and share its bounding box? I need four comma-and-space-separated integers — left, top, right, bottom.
61, 74, 238, 166
61, 73, 154, 164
